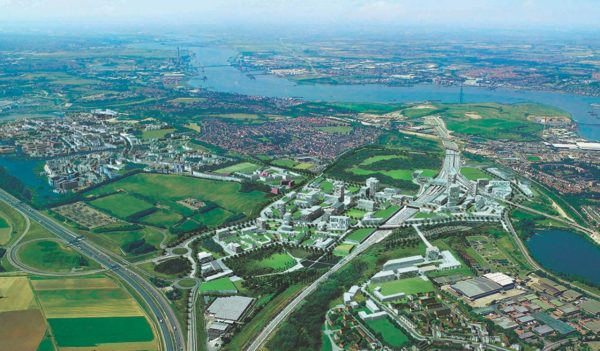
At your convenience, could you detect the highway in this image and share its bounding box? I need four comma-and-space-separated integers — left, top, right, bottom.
0, 189, 186, 351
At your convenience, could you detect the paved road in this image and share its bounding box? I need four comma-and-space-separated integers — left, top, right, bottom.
0, 190, 185, 351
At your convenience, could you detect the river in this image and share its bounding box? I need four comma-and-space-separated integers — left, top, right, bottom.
188, 46, 600, 141
527, 229, 600, 286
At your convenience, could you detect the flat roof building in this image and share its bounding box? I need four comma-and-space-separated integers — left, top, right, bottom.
207, 296, 255, 322
452, 277, 503, 300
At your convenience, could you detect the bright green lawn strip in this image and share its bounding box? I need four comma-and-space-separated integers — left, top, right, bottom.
374, 206, 400, 220
365, 317, 409, 348
192, 207, 233, 227
369, 277, 434, 296
0, 217, 8, 228
320, 181, 333, 193
254, 253, 296, 271
461, 167, 491, 181
272, 159, 297, 168
333, 243, 355, 257
346, 228, 375, 243
199, 277, 237, 293
48, 316, 154, 347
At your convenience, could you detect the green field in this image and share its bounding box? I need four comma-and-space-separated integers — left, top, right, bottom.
18, 240, 99, 273
48, 316, 154, 347
141, 128, 175, 140
199, 277, 237, 294
345, 228, 374, 243
326, 146, 441, 193
365, 317, 410, 348
139, 209, 183, 228
333, 243, 355, 257
90, 192, 154, 218
317, 125, 352, 134
369, 277, 434, 296
215, 162, 261, 175
438, 103, 570, 141
86, 173, 271, 229
0, 215, 10, 245
254, 252, 296, 271
373, 205, 400, 220
461, 167, 491, 180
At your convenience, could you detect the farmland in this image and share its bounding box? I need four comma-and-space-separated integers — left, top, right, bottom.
85, 173, 272, 230
32, 276, 157, 349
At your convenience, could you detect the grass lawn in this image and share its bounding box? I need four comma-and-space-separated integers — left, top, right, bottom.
365, 317, 409, 348
86, 173, 271, 225
0, 215, 10, 245
320, 181, 333, 193
346, 208, 366, 218
48, 316, 154, 347
317, 126, 352, 134
178, 278, 198, 288
141, 128, 174, 140
271, 159, 297, 168
254, 252, 296, 271
215, 162, 260, 175
192, 207, 233, 227
199, 277, 237, 294
369, 277, 434, 296
345, 228, 374, 243
18, 240, 100, 273
461, 167, 491, 181
89, 193, 154, 219
139, 209, 183, 228
374, 205, 400, 220
333, 243, 355, 257
0, 201, 27, 246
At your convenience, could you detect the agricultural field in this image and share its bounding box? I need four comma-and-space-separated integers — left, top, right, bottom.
326, 146, 441, 193
460, 167, 491, 181
31, 276, 157, 350
86, 173, 272, 230
0, 215, 10, 245
17, 240, 100, 273
437, 103, 570, 141
365, 317, 410, 348
368, 276, 435, 296
215, 162, 260, 175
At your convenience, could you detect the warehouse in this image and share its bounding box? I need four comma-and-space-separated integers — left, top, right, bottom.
207, 295, 255, 322
451, 277, 503, 300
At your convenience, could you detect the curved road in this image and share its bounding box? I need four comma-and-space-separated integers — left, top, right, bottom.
0, 190, 185, 351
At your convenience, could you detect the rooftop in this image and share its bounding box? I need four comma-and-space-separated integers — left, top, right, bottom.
208, 296, 255, 322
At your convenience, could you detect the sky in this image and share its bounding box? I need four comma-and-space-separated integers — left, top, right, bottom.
0, 0, 598, 31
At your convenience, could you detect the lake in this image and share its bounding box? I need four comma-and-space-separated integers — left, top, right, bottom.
527, 229, 600, 286
188, 46, 600, 141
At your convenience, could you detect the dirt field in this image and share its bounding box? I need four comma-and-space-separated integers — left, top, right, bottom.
0, 277, 35, 312
0, 309, 47, 351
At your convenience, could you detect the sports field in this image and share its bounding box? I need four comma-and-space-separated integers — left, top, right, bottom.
460, 167, 491, 181
345, 228, 374, 243
369, 277, 434, 296
365, 317, 409, 348
18, 240, 99, 273
199, 277, 237, 294
253, 252, 296, 271
215, 162, 260, 175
